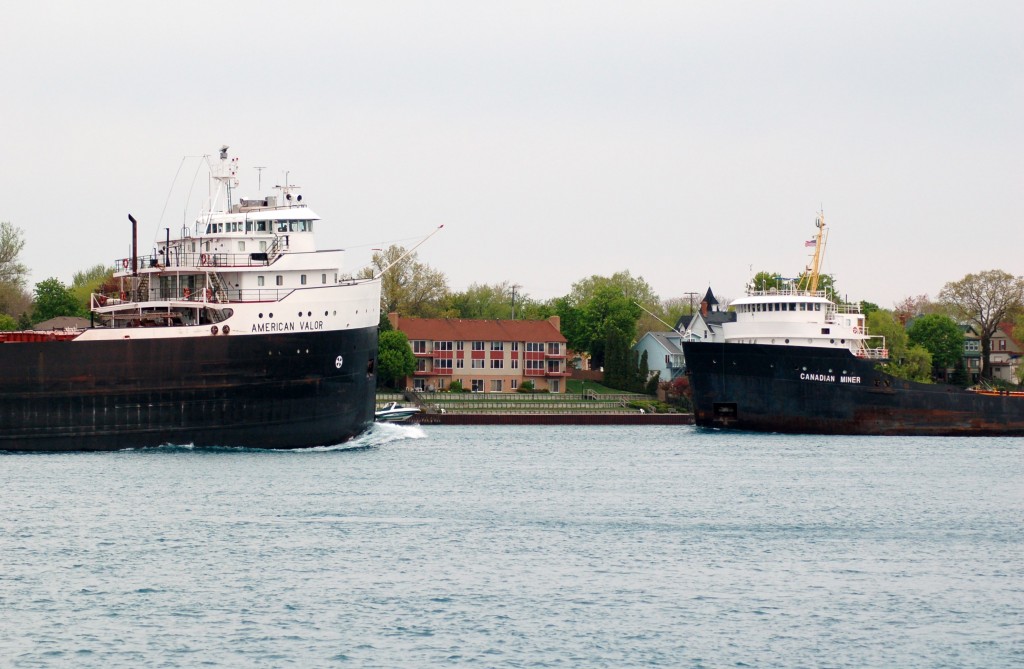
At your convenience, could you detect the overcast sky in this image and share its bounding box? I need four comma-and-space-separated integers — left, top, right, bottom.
1, 1, 1020, 309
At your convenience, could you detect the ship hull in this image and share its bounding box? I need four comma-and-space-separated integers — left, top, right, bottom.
682, 341, 1024, 436
0, 327, 378, 451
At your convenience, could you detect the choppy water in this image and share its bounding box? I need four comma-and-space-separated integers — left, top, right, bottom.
1, 425, 1022, 668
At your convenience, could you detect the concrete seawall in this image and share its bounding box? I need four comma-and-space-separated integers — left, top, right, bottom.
413, 413, 693, 426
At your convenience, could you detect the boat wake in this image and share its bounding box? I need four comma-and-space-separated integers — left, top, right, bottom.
305, 422, 428, 452
120, 422, 428, 454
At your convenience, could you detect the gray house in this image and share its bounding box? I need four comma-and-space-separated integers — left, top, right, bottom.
633, 330, 687, 382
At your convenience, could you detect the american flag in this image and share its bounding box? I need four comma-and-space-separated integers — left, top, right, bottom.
805, 239, 816, 247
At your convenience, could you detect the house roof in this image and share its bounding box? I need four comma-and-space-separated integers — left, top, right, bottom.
390, 314, 566, 343
702, 287, 718, 307
675, 311, 736, 331
32, 316, 90, 331
640, 331, 685, 355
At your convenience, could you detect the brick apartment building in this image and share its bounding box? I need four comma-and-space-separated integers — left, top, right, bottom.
388, 313, 569, 393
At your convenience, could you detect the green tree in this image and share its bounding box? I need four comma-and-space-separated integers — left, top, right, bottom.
859, 301, 881, 318
0, 313, 17, 331
0, 221, 28, 287
359, 245, 449, 317
868, 309, 932, 382
601, 327, 631, 390
559, 272, 651, 367
0, 281, 33, 320
887, 345, 933, 383
446, 281, 524, 319
32, 278, 83, 323
939, 270, 1024, 381
71, 263, 115, 313
752, 271, 785, 291
377, 330, 417, 389
907, 313, 964, 380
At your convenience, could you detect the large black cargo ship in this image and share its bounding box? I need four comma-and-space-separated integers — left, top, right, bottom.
683, 340, 1024, 435
681, 211, 1024, 436
0, 148, 381, 451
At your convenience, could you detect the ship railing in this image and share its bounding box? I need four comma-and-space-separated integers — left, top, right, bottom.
94, 288, 296, 306
115, 251, 281, 271
854, 347, 889, 360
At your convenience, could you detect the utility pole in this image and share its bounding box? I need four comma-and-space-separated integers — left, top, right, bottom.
683, 291, 700, 316
510, 284, 521, 320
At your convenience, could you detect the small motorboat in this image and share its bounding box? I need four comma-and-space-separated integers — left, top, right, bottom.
375, 401, 421, 423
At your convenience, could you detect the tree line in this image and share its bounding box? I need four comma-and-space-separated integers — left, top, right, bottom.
3, 223, 1022, 388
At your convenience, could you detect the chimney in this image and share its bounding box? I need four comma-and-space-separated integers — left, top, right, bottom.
547, 314, 561, 332
701, 300, 708, 317
388, 312, 399, 329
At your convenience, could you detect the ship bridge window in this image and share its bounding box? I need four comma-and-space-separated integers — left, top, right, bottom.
289, 221, 299, 232
256, 221, 268, 232
277, 221, 288, 232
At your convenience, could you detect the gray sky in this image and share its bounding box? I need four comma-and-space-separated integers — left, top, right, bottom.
1, 1, 1020, 309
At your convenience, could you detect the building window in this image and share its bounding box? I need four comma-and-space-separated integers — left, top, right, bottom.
526, 360, 544, 370
510, 379, 518, 390
257, 276, 265, 287
412, 340, 427, 354
547, 343, 560, 355
472, 341, 485, 351
435, 359, 452, 369
414, 379, 425, 391
490, 380, 503, 392
491, 341, 504, 351
471, 379, 484, 392
416, 359, 428, 372
472, 359, 485, 369
434, 341, 453, 351
456, 341, 464, 351
490, 359, 504, 369
526, 342, 543, 352
511, 342, 519, 352
456, 359, 464, 369
300, 275, 307, 285
511, 359, 519, 369
275, 275, 283, 286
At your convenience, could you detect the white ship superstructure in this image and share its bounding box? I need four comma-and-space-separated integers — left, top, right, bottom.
720, 213, 887, 359
85, 147, 380, 342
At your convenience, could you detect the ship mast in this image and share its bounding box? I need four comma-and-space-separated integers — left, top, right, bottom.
802, 210, 828, 293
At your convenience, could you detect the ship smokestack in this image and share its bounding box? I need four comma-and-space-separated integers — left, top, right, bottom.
128, 214, 138, 276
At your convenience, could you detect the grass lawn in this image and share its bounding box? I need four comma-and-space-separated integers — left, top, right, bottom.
566, 379, 623, 394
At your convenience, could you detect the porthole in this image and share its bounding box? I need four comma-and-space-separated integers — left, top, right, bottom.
269, 313, 274, 318
258, 313, 264, 318
307, 311, 312, 317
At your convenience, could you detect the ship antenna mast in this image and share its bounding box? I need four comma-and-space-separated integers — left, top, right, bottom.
806, 209, 828, 293
210, 145, 240, 211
